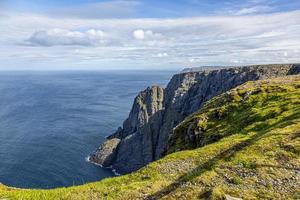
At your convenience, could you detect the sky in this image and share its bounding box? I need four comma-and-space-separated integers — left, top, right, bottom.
0, 0, 300, 70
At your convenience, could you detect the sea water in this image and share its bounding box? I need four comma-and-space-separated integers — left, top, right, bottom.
0, 70, 174, 188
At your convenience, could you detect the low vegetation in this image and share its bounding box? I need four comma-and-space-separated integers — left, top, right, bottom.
1, 75, 299, 199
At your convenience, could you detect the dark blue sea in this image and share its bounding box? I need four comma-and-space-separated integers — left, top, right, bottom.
0, 70, 174, 189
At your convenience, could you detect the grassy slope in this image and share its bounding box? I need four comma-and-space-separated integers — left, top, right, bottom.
0, 75, 300, 200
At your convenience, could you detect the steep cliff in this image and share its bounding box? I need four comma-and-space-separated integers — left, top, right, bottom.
90, 64, 300, 174
90, 85, 165, 173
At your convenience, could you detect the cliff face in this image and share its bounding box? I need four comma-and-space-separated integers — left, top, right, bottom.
90, 64, 300, 174
90, 85, 165, 173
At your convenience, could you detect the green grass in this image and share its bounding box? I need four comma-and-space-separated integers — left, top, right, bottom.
168, 75, 300, 153
1, 75, 300, 200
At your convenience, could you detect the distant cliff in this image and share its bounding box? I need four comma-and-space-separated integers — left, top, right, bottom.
90, 64, 300, 174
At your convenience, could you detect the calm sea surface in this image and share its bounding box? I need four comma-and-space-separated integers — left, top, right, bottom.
0, 71, 174, 188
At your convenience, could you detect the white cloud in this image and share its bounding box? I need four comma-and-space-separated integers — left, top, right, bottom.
235, 5, 273, 15
189, 58, 195, 63
157, 53, 168, 57
27, 29, 108, 46
133, 29, 145, 40
132, 29, 163, 40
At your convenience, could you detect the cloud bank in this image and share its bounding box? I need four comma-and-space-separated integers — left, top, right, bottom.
27, 29, 108, 46
27, 28, 165, 46
0, 10, 300, 70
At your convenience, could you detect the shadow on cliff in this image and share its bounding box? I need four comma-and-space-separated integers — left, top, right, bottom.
145, 112, 300, 200
101, 64, 300, 174
288, 64, 300, 75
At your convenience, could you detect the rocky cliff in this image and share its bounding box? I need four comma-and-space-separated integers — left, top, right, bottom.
90, 64, 300, 174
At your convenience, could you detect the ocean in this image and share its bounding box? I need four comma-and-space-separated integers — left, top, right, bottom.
0, 70, 174, 189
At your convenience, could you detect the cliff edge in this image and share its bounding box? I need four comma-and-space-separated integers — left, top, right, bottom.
90, 64, 300, 174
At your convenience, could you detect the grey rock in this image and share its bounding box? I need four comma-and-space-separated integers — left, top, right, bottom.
90, 64, 300, 174
90, 85, 165, 172
90, 138, 120, 166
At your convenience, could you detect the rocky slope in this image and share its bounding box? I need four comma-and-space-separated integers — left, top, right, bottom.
90, 64, 300, 174
2, 75, 300, 199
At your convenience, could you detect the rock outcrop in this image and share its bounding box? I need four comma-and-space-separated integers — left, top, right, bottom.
90, 63, 300, 174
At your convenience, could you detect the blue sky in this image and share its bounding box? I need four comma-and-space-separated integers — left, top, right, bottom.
3, 0, 300, 17
0, 0, 300, 70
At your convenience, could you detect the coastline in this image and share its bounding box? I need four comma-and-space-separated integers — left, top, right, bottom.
86, 156, 121, 176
